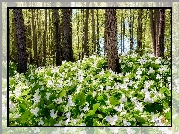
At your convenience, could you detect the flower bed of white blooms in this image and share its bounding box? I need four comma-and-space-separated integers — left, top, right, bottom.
9, 53, 171, 126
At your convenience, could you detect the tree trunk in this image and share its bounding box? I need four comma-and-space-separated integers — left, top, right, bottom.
91, 9, 96, 54
62, 9, 73, 62
13, 9, 27, 74
96, 9, 100, 55
84, 9, 90, 57
149, 9, 156, 56
53, 9, 61, 66
156, 9, 165, 58
137, 9, 143, 55
105, 9, 121, 73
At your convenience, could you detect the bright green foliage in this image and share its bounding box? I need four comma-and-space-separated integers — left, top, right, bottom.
9, 53, 171, 126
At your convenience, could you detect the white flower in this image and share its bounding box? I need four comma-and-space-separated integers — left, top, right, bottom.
134, 102, 143, 112
123, 119, 131, 126
13, 114, 19, 118
83, 103, 89, 112
67, 97, 75, 107
54, 121, 62, 126
14, 87, 21, 98
65, 118, 70, 125
80, 113, 84, 118
114, 104, 124, 112
120, 94, 127, 103
66, 112, 71, 119
46, 92, 51, 100
155, 59, 161, 64
38, 118, 44, 125
32, 94, 41, 104
47, 80, 54, 87
53, 98, 62, 104
131, 97, 138, 103
105, 115, 118, 125
93, 91, 97, 97
144, 92, 154, 103
106, 85, 111, 90
50, 109, 58, 119
156, 74, 162, 79
30, 107, 39, 117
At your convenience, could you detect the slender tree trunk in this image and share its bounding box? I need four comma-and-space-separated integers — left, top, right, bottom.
13, 9, 27, 74
96, 9, 100, 55
53, 9, 61, 66
156, 9, 165, 58
77, 10, 80, 60
42, 9, 47, 66
91, 9, 96, 54
105, 9, 121, 73
129, 9, 132, 54
84, 9, 90, 57
62, 9, 73, 61
137, 9, 143, 55
149, 9, 156, 56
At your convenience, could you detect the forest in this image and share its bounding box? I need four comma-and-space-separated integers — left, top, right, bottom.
8, 7, 171, 126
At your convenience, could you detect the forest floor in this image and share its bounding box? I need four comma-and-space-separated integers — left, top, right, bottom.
8, 53, 171, 126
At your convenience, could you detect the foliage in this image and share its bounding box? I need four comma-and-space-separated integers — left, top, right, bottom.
9, 53, 171, 126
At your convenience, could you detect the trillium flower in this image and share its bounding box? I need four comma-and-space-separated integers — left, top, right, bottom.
53, 98, 62, 104
83, 103, 89, 112
120, 94, 127, 103
144, 92, 154, 103
54, 121, 62, 126
67, 96, 75, 107
32, 94, 41, 104
46, 92, 51, 100
38, 118, 44, 125
50, 109, 58, 119
105, 115, 118, 125
134, 102, 143, 112
30, 107, 39, 117
114, 104, 124, 112
13, 114, 19, 118
123, 119, 131, 126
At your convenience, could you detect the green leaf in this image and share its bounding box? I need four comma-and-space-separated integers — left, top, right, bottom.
59, 90, 66, 98
76, 92, 86, 105
93, 103, 100, 112
19, 103, 26, 111
21, 111, 30, 123
86, 110, 95, 116
134, 114, 146, 123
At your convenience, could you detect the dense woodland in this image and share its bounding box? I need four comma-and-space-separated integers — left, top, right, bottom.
9, 7, 171, 74
8, 5, 172, 126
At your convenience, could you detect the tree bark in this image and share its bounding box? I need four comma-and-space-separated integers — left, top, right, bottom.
149, 9, 156, 56
62, 9, 73, 62
156, 9, 165, 58
13, 9, 27, 74
84, 9, 90, 57
105, 9, 121, 73
53, 9, 62, 66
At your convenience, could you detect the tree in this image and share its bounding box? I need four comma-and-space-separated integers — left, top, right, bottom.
83, 9, 90, 58
53, 9, 62, 66
149, 9, 157, 56
136, 9, 143, 55
62, 9, 73, 61
105, 9, 121, 73
156, 9, 165, 58
13, 9, 27, 73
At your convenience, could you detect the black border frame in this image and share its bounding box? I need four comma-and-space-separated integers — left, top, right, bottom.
7, 6, 172, 127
